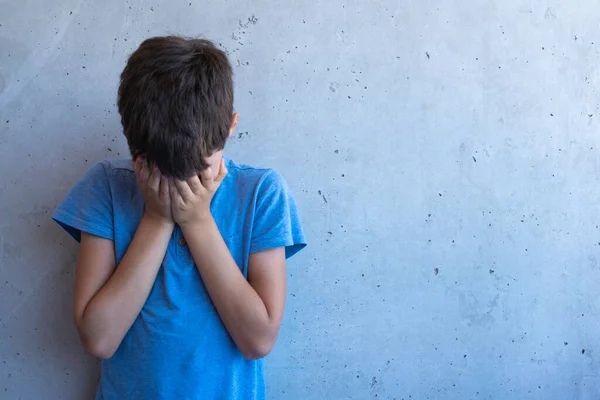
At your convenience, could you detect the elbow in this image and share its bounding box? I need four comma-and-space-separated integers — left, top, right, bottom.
76, 325, 118, 360
75, 309, 118, 359
241, 345, 272, 361
80, 336, 118, 360
240, 334, 278, 361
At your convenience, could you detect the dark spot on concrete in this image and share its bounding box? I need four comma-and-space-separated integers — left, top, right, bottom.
150, 6, 154, 11
434, 268, 439, 275
426, 51, 430, 59
582, 349, 585, 354
588, 114, 593, 117
237, 131, 248, 139
472, 156, 477, 162
107, 148, 112, 152
463, 354, 467, 358
69, 11, 73, 15
438, 193, 442, 197
334, 149, 339, 154
82, 66, 86, 69
550, 113, 554, 116
564, 342, 568, 346
489, 269, 495, 274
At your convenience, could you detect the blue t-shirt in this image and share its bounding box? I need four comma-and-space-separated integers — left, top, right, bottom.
52, 158, 306, 400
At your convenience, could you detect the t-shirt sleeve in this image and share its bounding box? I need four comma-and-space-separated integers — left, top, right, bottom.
52, 161, 114, 242
250, 170, 306, 259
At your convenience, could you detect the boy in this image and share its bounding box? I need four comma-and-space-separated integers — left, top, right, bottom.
52, 36, 306, 400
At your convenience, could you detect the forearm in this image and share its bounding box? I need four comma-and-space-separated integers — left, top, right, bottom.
79, 215, 173, 358
181, 219, 276, 359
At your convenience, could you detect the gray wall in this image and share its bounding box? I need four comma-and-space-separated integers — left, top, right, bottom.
1, 0, 599, 399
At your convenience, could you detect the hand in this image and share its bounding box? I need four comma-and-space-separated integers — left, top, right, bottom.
133, 157, 173, 224
170, 158, 228, 227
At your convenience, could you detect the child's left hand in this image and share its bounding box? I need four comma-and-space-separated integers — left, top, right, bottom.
170, 158, 228, 227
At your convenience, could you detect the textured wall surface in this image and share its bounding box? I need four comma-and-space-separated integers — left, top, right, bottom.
1, 1, 599, 399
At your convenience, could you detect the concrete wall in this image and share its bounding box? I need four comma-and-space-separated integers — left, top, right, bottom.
1, 0, 599, 399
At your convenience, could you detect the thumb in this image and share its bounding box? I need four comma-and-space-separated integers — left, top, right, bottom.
214, 158, 228, 185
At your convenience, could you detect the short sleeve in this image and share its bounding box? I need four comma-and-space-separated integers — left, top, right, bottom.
52, 161, 114, 242
250, 170, 306, 259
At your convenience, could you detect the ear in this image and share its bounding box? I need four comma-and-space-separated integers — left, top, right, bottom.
228, 112, 239, 138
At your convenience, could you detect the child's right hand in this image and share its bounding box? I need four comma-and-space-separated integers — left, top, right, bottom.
133, 157, 173, 224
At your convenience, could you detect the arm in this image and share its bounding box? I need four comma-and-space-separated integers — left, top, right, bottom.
73, 158, 174, 359
74, 217, 173, 359
181, 220, 286, 360
170, 159, 287, 360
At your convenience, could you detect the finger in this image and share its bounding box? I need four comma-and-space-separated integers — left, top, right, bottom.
199, 167, 213, 188
186, 175, 203, 194
159, 175, 170, 203
173, 179, 194, 202
169, 179, 183, 205
132, 158, 142, 181
214, 158, 228, 185
148, 164, 160, 192
138, 159, 149, 180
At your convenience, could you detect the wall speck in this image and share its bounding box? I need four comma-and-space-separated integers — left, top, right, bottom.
564, 342, 568, 346
317, 190, 328, 204
370, 377, 378, 388
434, 268, 439, 275
334, 149, 339, 154
581, 349, 585, 354
489, 269, 494, 274
426, 51, 430, 59
472, 156, 477, 162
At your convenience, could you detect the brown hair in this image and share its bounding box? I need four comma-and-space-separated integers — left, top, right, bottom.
118, 36, 234, 179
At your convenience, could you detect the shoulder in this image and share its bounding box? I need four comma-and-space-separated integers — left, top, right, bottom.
225, 158, 290, 194
80, 158, 133, 179
99, 158, 135, 176
87, 158, 136, 187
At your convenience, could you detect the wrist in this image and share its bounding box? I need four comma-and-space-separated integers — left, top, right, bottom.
142, 212, 175, 230
179, 214, 216, 233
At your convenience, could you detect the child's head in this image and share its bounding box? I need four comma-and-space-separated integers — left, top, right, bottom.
118, 36, 237, 179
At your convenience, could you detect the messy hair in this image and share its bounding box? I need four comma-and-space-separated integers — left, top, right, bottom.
118, 36, 234, 179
